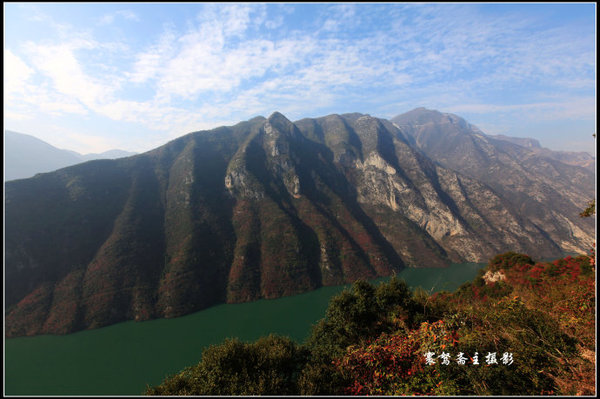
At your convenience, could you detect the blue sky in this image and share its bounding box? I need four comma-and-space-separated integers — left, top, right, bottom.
4, 3, 596, 155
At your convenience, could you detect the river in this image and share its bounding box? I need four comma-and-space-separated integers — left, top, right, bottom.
5, 262, 484, 395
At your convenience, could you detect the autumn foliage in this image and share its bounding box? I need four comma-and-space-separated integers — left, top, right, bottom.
334, 320, 461, 395
146, 250, 595, 396
329, 251, 595, 396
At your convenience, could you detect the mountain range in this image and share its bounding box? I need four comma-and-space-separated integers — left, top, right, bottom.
489, 134, 595, 170
4, 108, 595, 337
4, 130, 137, 181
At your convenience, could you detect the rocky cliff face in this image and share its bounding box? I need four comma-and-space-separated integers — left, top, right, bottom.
5, 110, 595, 337
391, 108, 595, 254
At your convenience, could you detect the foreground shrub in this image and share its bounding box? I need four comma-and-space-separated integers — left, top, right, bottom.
334, 321, 460, 395
146, 335, 307, 395
305, 277, 417, 359
145, 252, 595, 396
488, 251, 534, 272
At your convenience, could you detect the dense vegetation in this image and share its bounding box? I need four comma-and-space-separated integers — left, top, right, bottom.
145, 249, 595, 396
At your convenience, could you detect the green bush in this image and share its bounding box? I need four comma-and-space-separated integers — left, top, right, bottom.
145, 253, 593, 396
443, 297, 578, 395
305, 277, 416, 359
300, 277, 419, 394
488, 252, 534, 272
146, 334, 307, 395
297, 353, 349, 395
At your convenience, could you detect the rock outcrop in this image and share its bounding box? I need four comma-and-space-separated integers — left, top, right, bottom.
5, 110, 595, 337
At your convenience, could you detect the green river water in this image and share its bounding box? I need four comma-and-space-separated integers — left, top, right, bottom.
5, 262, 484, 395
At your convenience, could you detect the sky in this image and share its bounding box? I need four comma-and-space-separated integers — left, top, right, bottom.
3, 3, 597, 155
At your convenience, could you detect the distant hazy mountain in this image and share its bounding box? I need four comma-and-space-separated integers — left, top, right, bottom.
80, 149, 138, 161
489, 134, 542, 149
490, 134, 595, 170
4, 130, 137, 181
5, 110, 594, 337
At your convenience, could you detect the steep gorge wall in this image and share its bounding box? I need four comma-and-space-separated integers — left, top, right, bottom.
5, 111, 594, 337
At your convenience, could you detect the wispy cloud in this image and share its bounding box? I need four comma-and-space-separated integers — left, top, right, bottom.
128, 26, 178, 84
4, 47, 89, 118
4, 3, 595, 153
4, 49, 34, 95
23, 39, 114, 110
446, 97, 596, 121
98, 9, 140, 25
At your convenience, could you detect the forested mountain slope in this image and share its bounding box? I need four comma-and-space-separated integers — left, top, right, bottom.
5, 111, 594, 337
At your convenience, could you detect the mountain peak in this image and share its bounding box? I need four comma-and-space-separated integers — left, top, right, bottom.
390, 108, 482, 137
4, 110, 594, 339
408, 107, 440, 115
412, 106, 434, 113
265, 112, 297, 137
391, 108, 445, 125
267, 111, 290, 123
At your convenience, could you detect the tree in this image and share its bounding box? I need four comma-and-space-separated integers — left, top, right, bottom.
579, 199, 595, 218
145, 335, 308, 395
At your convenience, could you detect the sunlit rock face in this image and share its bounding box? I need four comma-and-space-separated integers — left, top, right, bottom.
5, 109, 594, 337
391, 107, 595, 255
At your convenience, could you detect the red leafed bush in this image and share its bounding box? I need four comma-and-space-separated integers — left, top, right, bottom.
334, 321, 459, 395
502, 254, 595, 347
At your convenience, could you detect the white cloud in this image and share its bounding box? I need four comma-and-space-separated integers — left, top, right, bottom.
265, 15, 284, 30
99, 14, 115, 25
116, 10, 139, 22
147, 28, 316, 102
446, 97, 596, 121
4, 4, 595, 154
321, 19, 340, 32
4, 48, 89, 118
23, 39, 117, 110
129, 27, 177, 84
220, 4, 254, 36
4, 49, 34, 95
195, 3, 257, 38
99, 9, 140, 25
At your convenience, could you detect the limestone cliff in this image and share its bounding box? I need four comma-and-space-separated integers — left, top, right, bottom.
5, 110, 594, 337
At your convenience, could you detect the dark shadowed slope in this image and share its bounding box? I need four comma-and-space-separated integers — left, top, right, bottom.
5, 111, 595, 337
